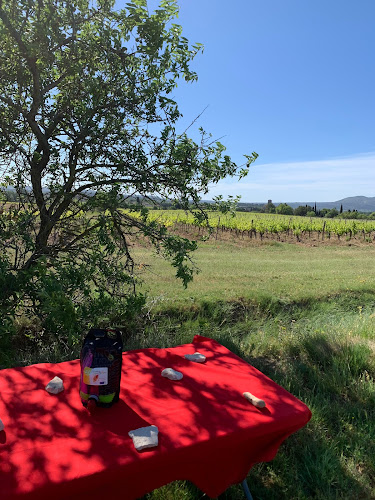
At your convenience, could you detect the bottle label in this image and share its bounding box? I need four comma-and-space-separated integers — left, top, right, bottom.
83, 367, 108, 386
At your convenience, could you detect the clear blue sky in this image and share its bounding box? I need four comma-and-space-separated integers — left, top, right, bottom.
133, 1, 375, 203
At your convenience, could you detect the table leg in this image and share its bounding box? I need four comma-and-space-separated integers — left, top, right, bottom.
241, 479, 254, 500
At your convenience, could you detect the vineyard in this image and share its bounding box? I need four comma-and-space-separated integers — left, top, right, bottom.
134, 210, 375, 242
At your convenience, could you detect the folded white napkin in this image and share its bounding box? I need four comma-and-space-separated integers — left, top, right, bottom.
184, 352, 206, 363
45, 376, 64, 394
161, 368, 183, 380
0, 418, 4, 432
128, 425, 159, 451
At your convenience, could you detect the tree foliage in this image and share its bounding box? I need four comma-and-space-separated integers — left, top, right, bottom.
294, 205, 314, 217
0, 0, 257, 337
275, 203, 293, 216
263, 201, 276, 214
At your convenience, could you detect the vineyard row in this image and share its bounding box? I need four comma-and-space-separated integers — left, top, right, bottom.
136, 211, 375, 241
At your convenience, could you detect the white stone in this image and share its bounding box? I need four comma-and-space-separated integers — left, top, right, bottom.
128, 425, 159, 451
45, 376, 64, 394
161, 368, 183, 381
184, 352, 206, 363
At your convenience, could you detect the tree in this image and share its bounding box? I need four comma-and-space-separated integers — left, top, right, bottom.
294, 205, 315, 217
264, 201, 276, 213
0, 0, 257, 336
275, 203, 293, 215
293, 206, 306, 216
294, 205, 313, 217
324, 208, 339, 218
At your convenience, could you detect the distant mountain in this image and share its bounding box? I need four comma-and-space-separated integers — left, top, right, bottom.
284, 196, 375, 212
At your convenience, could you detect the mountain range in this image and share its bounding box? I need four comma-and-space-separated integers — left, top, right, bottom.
4, 187, 375, 213
283, 196, 375, 212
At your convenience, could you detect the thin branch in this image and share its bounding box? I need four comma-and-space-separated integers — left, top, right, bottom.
73, 177, 134, 194
60, 222, 102, 252
177, 105, 209, 138
50, 35, 76, 53
43, 71, 71, 94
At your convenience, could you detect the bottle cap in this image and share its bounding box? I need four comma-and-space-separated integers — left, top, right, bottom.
87, 395, 99, 414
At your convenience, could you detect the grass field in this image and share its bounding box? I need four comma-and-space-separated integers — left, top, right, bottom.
133, 240, 375, 306
3, 237, 375, 499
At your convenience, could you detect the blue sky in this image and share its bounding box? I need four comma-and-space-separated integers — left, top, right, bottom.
138, 1, 375, 202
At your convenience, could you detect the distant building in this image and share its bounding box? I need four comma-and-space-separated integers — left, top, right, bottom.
268, 199, 272, 204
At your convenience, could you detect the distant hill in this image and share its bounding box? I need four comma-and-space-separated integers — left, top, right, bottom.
285, 196, 375, 212
4, 187, 375, 213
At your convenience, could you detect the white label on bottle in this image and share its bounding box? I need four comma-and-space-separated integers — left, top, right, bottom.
86, 367, 108, 386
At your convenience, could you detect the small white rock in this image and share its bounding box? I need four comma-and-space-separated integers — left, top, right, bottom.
184, 352, 206, 363
161, 368, 183, 381
0, 418, 4, 432
128, 425, 159, 451
45, 376, 64, 394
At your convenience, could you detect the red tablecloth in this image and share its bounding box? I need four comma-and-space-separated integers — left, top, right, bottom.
0, 335, 311, 499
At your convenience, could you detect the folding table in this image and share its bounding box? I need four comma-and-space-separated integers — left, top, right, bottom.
0, 335, 311, 499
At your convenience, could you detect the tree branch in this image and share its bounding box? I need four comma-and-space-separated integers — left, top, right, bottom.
43, 71, 71, 94
0, 6, 48, 154
60, 222, 102, 252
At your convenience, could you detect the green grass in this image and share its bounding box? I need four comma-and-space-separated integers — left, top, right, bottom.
3, 239, 375, 499
133, 240, 375, 306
